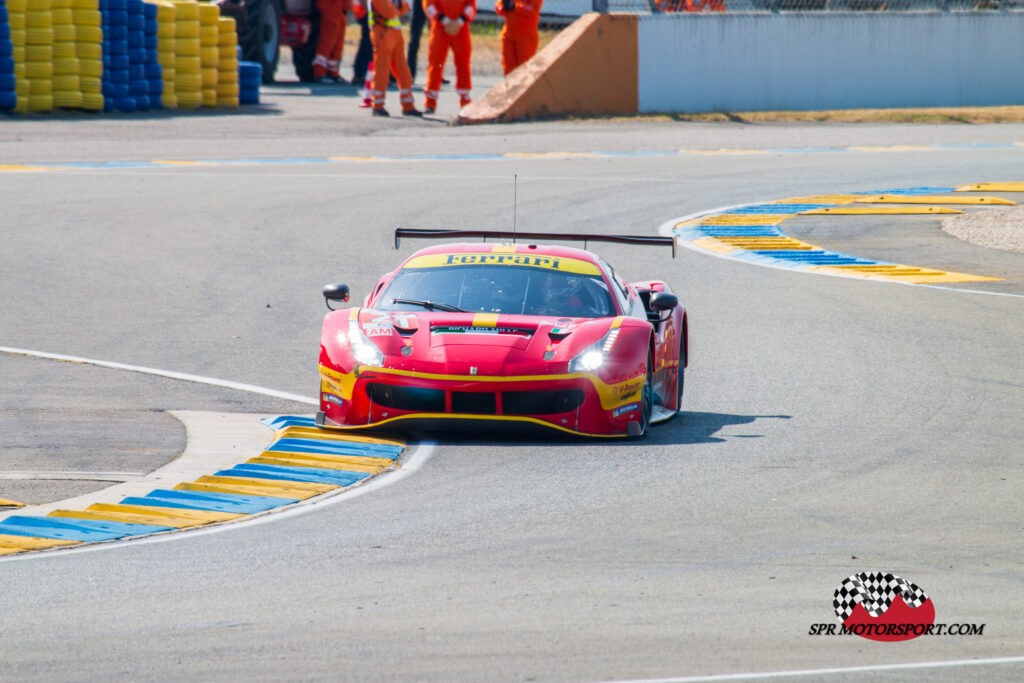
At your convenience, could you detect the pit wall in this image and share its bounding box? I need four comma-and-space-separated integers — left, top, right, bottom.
460, 11, 1024, 123
638, 13, 1024, 113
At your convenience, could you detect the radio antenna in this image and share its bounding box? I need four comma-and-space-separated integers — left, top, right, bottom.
512, 174, 518, 242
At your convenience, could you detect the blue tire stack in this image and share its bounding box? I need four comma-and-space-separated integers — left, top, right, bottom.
238, 60, 259, 105
125, 0, 145, 110
103, 0, 133, 112
0, 0, 14, 111
141, 0, 160, 108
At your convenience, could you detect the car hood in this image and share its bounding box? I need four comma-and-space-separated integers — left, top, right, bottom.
355, 309, 611, 374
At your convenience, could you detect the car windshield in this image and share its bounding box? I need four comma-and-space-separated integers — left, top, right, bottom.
376, 264, 616, 318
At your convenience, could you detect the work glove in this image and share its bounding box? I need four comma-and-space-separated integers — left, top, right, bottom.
443, 17, 463, 35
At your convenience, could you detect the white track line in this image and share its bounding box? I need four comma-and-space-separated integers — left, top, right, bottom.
607, 655, 1024, 682
0, 346, 317, 404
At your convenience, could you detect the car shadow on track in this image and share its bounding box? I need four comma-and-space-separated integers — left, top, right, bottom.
395, 412, 792, 448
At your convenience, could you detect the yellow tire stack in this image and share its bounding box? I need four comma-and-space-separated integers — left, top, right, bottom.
154, 0, 175, 108
172, 0, 199, 108
215, 14, 236, 108
72, 0, 102, 110
8, 0, 29, 113
24, 0, 53, 111
197, 0, 216, 107
50, 0, 81, 108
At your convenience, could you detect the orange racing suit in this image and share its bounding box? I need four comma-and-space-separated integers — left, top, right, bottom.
368, 0, 418, 113
314, 0, 353, 80
423, 0, 476, 110
495, 0, 542, 76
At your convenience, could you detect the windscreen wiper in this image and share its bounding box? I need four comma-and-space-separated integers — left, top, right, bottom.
392, 298, 468, 313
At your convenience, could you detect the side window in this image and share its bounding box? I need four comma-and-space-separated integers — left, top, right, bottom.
601, 259, 645, 318
599, 259, 628, 311
612, 267, 630, 302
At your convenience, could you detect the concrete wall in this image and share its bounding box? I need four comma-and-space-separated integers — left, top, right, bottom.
460, 13, 637, 124
637, 13, 1024, 113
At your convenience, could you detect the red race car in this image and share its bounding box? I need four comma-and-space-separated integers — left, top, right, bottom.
316, 229, 687, 438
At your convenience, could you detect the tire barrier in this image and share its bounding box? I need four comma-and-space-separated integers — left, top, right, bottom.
0, 0, 250, 114
0, 0, 16, 110
238, 57, 258, 104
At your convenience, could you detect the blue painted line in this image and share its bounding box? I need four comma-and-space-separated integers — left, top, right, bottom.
260, 415, 316, 430
674, 225, 788, 241
122, 489, 298, 513
5, 144, 1022, 177
0, 515, 172, 541
0, 522, 124, 542
60, 161, 157, 169
688, 227, 786, 237
268, 438, 403, 458
750, 250, 876, 264
219, 464, 370, 487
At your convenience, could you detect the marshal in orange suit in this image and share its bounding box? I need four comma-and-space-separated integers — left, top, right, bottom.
495, 0, 542, 76
368, 0, 422, 116
423, 0, 477, 113
314, 0, 353, 82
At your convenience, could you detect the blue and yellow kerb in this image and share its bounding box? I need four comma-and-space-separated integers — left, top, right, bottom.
0, 416, 403, 557
675, 183, 1024, 284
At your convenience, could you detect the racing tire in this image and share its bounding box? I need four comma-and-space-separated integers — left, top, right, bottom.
290, 12, 319, 83
674, 322, 685, 414
630, 352, 654, 439
240, 0, 281, 84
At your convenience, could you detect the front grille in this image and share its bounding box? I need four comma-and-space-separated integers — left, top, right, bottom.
451, 391, 497, 414
366, 384, 445, 412
502, 389, 585, 415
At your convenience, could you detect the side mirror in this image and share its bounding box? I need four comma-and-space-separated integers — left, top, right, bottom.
649, 292, 678, 311
323, 283, 350, 311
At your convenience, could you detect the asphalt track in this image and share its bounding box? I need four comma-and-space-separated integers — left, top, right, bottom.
0, 83, 1022, 682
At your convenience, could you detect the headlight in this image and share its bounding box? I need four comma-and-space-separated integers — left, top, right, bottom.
349, 319, 384, 367
569, 328, 619, 373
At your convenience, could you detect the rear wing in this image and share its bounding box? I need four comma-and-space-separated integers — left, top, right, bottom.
394, 228, 676, 258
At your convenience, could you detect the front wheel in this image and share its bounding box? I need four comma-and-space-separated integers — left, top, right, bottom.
674, 332, 685, 413
241, 0, 282, 83
629, 353, 654, 439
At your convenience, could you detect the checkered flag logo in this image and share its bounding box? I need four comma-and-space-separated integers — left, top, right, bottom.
833, 572, 929, 622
